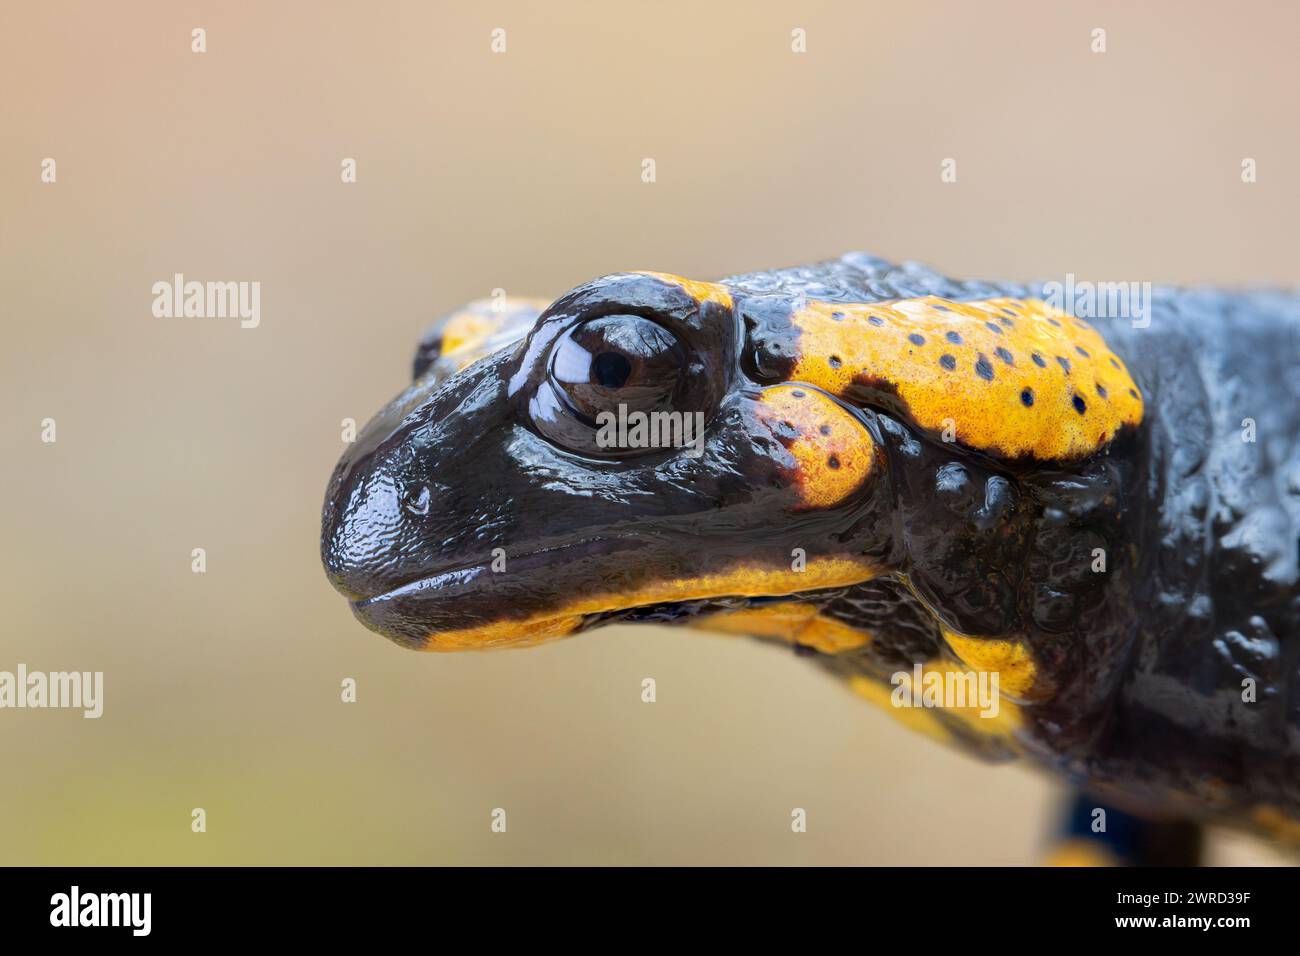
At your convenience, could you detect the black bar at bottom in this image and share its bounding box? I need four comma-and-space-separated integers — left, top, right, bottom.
0, 865, 1281, 940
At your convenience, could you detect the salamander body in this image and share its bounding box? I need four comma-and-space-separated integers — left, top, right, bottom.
322, 253, 1300, 841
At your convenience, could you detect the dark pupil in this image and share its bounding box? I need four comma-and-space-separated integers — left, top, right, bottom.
593, 351, 633, 389
548, 314, 685, 423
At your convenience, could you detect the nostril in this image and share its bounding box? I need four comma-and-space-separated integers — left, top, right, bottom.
403, 484, 432, 516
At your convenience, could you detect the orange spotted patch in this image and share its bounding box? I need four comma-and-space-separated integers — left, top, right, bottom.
786, 296, 1143, 461
754, 384, 876, 509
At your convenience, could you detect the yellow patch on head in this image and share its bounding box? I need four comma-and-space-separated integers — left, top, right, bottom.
944, 631, 1038, 699
423, 556, 878, 650
787, 296, 1143, 461
440, 308, 498, 357
437, 298, 552, 370
754, 385, 875, 509
636, 272, 734, 309
693, 601, 872, 653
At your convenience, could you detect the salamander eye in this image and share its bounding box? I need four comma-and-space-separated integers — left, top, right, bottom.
551, 315, 685, 418
531, 314, 701, 457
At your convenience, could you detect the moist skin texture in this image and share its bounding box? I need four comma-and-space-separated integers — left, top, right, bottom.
322, 252, 1300, 839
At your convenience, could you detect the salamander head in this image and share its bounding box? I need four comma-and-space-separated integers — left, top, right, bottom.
322, 272, 891, 649
322, 269, 1142, 651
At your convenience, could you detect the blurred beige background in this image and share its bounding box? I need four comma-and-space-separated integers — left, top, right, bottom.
1, 0, 1295, 865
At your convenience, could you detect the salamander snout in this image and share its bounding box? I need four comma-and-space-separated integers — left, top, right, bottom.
320, 348, 518, 608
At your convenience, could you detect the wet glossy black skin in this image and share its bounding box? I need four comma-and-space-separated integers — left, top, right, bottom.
323, 253, 1300, 826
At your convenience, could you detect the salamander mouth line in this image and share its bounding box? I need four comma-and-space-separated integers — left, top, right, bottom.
350, 537, 633, 608
354, 541, 880, 653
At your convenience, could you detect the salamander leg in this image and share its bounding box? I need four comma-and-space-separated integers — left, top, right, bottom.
1044, 791, 1203, 866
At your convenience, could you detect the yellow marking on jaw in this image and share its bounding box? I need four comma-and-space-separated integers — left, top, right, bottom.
636, 272, 734, 309
852, 657, 1023, 744
699, 607, 1028, 745
944, 631, 1038, 699
902, 659, 1023, 738
754, 385, 875, 509
850, 675, 955, 745
692, 601, 872, 653
422, 556, 878, 650
788, 296, 1143, 461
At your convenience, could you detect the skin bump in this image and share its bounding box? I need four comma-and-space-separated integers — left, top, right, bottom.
753, 384, 876, 509
783, 295, 1144, 460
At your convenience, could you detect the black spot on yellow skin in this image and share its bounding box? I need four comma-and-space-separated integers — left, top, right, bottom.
782, 295, 1144, 460
753, 384, 876, 509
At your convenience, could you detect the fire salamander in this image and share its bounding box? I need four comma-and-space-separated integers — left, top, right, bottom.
322, 253, 1300, 851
